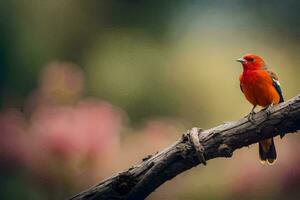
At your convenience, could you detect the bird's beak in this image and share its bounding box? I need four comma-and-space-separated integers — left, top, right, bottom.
236, 57, 246, 63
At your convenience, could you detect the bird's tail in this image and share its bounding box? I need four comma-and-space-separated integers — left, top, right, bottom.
259, 138, 277, 165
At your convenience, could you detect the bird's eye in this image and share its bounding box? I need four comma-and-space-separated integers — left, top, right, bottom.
247, 58, 255, 62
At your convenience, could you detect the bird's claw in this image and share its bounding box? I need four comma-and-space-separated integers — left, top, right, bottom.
264, 103, 274, 118
247, 110, 256, 124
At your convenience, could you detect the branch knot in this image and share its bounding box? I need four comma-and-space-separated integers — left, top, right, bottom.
188, 127, 207, 165
218, 144, 233, 157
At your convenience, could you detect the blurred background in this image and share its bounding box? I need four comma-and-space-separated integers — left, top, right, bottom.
0, 0, 299, 199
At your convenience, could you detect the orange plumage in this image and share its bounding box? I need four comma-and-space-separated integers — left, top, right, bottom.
237, 54, 284, 164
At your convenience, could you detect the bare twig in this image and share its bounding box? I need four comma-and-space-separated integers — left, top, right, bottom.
69, 93, 300, 200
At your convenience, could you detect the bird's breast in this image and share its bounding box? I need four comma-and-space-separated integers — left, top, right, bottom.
240, 70, 280, 107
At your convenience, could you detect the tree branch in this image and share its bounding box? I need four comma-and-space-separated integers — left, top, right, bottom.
69, 93, 300, 200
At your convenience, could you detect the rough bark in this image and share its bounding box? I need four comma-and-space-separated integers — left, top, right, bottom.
70, 93, 300, 200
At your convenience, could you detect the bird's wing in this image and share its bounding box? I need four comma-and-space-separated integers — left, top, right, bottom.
267, 70, 284, 103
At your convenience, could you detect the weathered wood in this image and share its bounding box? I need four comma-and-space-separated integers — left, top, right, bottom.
70, 93, 300, 200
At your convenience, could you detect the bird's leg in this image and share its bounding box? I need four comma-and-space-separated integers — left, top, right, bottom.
263, 103, 274, 118
247, 105, 256, 123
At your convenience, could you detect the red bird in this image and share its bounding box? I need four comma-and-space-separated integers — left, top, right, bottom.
237, 54, 284, 164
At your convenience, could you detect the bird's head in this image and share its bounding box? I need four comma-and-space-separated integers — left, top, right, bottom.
237, 54, 266, 70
